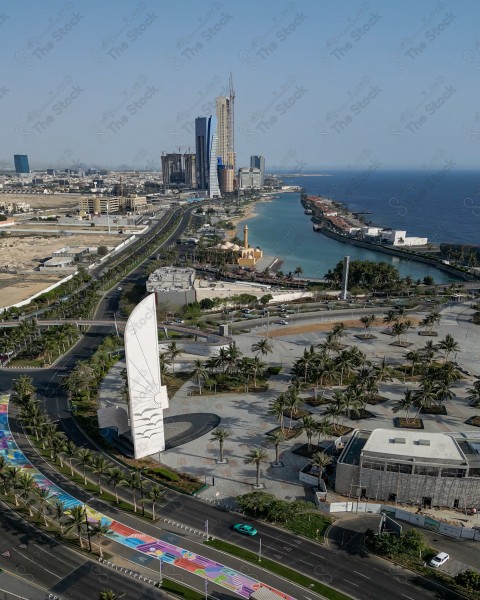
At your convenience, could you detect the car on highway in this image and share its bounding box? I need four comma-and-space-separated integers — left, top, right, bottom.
232, 523, 257, 536
429, 552, 449, 568
117, 287, 122, 291
276, 320, 288, 325
164, 320, 174, 325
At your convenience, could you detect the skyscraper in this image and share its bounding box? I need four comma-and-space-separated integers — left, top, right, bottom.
184, 153, 197, 188
195, 116, 211, 190
161, 153, 183, 185
208, 125, 221, 199
215, 75, 235, 194
250, 155, 265, 186
14, 154, 30, 174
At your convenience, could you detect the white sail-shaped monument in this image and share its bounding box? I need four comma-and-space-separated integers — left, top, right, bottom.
124, 293, 169, 459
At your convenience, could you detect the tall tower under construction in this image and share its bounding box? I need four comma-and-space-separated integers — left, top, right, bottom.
215, 74, 236, 194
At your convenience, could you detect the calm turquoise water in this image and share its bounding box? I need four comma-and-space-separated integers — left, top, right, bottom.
240, 192, 456, 283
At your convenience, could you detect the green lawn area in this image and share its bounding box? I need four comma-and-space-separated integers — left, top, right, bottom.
161, 578, 205, 600
205, 539, 352, 600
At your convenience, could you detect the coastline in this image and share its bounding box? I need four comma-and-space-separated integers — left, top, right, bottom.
227, 197, 270, 240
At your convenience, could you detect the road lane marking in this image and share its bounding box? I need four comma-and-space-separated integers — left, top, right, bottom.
353, 570, 370, 579
299, 560, 314, 567
13, 549, 61, 578
344, 579, 359, 588
401, 595, 415, 600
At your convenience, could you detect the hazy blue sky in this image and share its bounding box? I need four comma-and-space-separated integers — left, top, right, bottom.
1, 0, 479, 171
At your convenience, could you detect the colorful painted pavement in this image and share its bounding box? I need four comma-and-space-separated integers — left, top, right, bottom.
0, 397, 294, 600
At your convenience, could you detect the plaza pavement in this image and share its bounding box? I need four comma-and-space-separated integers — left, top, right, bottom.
100, 301, 480, 514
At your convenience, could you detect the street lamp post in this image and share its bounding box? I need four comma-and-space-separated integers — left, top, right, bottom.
258, 538, 262, 562
204, 577, 208, 600
205, 519, 209, 541
159, 556, 163, 585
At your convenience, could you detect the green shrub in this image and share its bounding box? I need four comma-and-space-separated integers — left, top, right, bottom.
149, 467, 180, 482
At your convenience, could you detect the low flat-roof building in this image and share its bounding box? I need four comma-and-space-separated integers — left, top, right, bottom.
336, 429, 480, 509
146, 266, 196, 307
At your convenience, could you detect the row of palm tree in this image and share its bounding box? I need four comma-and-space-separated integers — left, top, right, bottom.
13, 380, 166, 519
189, 339, 273, 395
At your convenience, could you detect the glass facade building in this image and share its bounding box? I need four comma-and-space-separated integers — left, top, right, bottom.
14, 154, 30, 174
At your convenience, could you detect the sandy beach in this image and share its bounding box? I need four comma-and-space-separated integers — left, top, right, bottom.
227, 197, 272, 240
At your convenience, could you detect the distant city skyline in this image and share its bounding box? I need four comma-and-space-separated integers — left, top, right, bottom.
2, 1, 480, 170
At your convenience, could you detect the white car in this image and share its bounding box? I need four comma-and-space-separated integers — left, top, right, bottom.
429, 552, 449, 568
276, 320, 288, 325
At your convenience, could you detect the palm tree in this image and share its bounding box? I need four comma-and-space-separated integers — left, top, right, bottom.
11, 375, 35, 405
315, 417, 333, 449
145, 484, 164, 520
210, 428, 230, 462
405, 350, 422, 378
267, 430, 285, 465
438, 334, 460, 363
108, 467, 125, 505
251, 338, 272, 358
295, 415, 318, 452
414, 379, 438, 417
383, 310, 398, 332
269, 395, 287, 433
98, 590, 117, 600
90, 455, 111, 495
391, 321, 407, 345
311, 451, 333, 490
244, 448, 268, 488
284, 390, 302, 431
122, 471, 142, 513
91, 521, 112, 558
335, 350, 354, 386
62, 440, 78, 477
34, 487, 51, 526
65, 504, 87, 549
392, 389, 415, 423
5, 466, 21, 505
77, 448, 93, 485
467, 381, 480, 407
51, 499, 66, 535
17, 472, 36, 516
359, 314, 376, 337
166, 341, 182, 374
192, 359, 208, 395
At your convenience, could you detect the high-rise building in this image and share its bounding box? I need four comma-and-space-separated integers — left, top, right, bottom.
250, 155, 265, 186
184, 153, 197, 188
238, 168, 262, 190
195, 116, 211, 190
14, 154, 30, 174
208, 128, 221, 199
215, 75, 235, 194
161, 153, 184, 185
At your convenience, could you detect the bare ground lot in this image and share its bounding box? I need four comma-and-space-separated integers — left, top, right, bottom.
0, 193, 84, 210
0, 273, 64, 308
0, 233, 117, 271
267, 317, 421, 337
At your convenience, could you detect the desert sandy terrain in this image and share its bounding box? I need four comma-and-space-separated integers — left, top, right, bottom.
0, 272, 64, 308
0, 193, 84, 210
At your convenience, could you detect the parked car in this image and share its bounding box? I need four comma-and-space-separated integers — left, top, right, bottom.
174, 318, 184, 324
232, 523, 257, 536
276, 320, 288, 325
429, 552, 449, 568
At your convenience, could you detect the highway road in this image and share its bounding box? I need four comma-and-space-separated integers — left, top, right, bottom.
0, 501, 167, 600
0, 206, 471, 600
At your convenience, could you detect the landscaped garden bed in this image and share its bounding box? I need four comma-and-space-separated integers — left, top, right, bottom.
265, 426, 298, 440
346, 408, 376, 420
390, 341, 413, 348
282, 408, 311, 420
418, 331, 439, 336
330, 424, 353, 436
354, 334, 377, 340
393, 417, 424, 429
366, 396, 388, 405
420, 405, 447, 415
305, 396, 331, 407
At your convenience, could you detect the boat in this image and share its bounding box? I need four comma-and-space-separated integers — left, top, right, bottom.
304, 209, 313, 215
